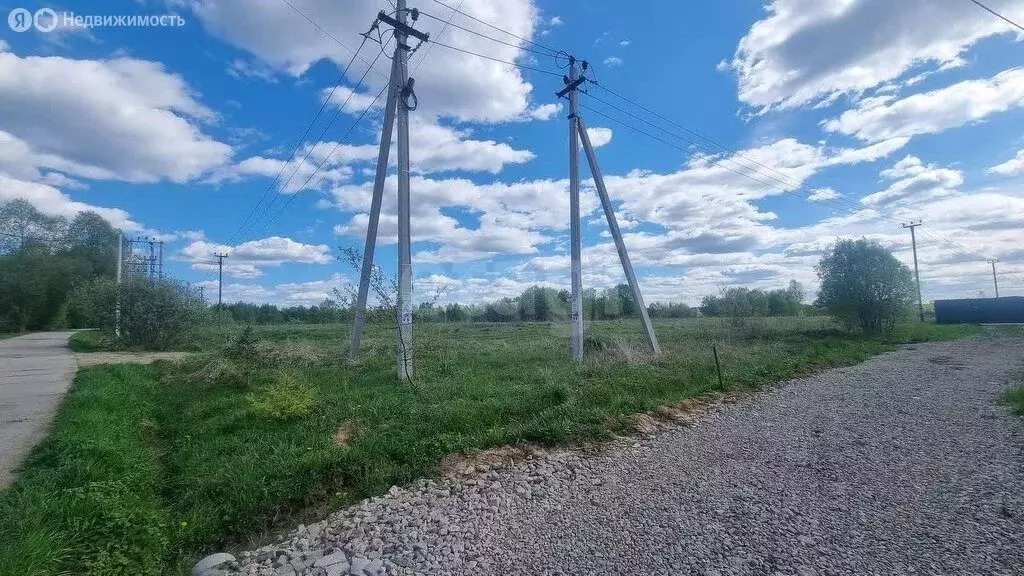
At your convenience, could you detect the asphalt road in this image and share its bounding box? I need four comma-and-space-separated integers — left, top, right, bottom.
0, 331, 77, 489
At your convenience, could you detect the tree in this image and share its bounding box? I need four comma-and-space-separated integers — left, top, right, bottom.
815, 239, 915, 334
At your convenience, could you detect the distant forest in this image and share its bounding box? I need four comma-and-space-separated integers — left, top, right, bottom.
219, 281, 817, 325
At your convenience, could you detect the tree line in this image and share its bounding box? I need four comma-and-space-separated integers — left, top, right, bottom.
0, 197, 919, 340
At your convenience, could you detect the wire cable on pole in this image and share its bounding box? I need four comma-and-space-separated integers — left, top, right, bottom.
427, 0, 560, 55
967, 0, 1024, 33
417, 10, 560, 58
276, 0, 390, 80
247, 84, 389, 241
428, 39, 563, 77
227, 34, 373, 246
579, 84, 993, 260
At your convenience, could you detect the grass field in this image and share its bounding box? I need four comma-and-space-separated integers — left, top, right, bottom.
0, 318, 984, 575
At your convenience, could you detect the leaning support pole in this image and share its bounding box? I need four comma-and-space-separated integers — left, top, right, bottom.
350, 54, 402, 359
567, 59, 585, 360
577, 116, 661, 355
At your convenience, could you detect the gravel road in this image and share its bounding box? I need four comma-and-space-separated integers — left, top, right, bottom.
223, 338, 1024, 576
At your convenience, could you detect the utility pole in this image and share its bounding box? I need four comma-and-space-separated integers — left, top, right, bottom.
901, 221, 924, 322
158, 241, 164, 280
350, 4, 427, 382
565, 57, 584, 359
394, 0, 414, 381
557, 57, 660, 357
214, 252, 228, 310
988, 258, 1000, 298
115, 231, 122, 338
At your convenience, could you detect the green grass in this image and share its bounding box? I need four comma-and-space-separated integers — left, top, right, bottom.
999, 382, 1024, 416
0, 332, 19, 340
67, 330, 108, 352
0, 318, 987, 575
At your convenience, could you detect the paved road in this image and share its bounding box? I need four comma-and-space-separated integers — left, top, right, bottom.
0, 331, 77, 489
229, 338, 1024, 576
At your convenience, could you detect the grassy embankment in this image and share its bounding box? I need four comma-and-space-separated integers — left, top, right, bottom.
1, 318, 984, 575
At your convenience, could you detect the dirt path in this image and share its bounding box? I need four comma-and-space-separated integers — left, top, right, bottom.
74, 351, 189, 368
228, 338, 1024, 576
0, 331, 77, 489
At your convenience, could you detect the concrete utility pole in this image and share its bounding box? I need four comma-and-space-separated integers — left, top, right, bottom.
214, 252, 229, 310
394, 0, 414, 381
115, 231, 122, 338
901, 221, 924, 322
350, 3, 427, 382
557, 57, 660, 357
565, 57, 585, 359
988, 259, 1000, 298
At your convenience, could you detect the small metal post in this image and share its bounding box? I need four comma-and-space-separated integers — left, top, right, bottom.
713, 344, 724, 389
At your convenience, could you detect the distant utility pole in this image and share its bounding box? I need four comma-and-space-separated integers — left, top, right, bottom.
558, 56, 660, 357
901, 221, 924, 322
214, 252, 229, 310
350, 0, 428, 382
988, 258, 1000, 298
115, 231, 122, 337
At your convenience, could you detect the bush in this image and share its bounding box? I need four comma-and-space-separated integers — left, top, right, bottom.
816, 239, 916, 334
66, 276, 206, 350
247, 372, 316, 420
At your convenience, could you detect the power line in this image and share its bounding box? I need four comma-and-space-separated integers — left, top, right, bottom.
227, 34, 372, 246
247, 84, 389, 241
237, 42, 388, 244
429, 38, 563, 77
276, 0, 390, 80
580, 83, 993, 261
576, 100, 867, 219
427, 0, 560, 55
417, 10, 559, 59
967, 0, 1024, 33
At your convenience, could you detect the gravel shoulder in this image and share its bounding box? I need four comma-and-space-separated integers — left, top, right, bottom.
224, 339, 1024, 576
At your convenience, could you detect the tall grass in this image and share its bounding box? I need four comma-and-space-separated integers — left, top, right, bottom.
0, 318, 985, 574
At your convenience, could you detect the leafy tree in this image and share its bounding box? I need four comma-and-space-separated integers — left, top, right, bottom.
815, 239, 915, 334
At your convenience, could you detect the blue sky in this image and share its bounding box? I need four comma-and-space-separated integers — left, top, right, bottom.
1, 0, 1023, 306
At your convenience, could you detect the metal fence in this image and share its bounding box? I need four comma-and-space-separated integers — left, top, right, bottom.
934, 297, 1024, 324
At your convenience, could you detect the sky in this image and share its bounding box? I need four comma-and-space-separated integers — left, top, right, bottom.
1, 0, 1023, 307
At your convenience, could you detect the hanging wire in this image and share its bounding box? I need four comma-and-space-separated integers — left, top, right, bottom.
580, 83, 994, 260
227, 32, 374, 245
428, 39, 563, 76
426, 0, 561, 55
248, 84, 389, 241
417, 10, 560, 58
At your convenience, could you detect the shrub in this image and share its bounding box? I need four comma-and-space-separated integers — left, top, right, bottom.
816, 239, 916, 335
247, 373, 316, 420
